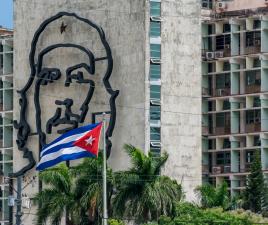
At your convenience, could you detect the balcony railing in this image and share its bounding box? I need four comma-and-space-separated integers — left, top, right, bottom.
212, 165, 231, 174
212, 126, 231, 135
245, 123, 261, 133
213, 88, 230, 97
245, 84, 261, 94
244, 45, 261, 55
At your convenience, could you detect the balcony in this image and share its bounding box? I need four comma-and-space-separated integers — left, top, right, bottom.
239, 163, 252, 173
244, 82, 261, 94
213, 88, 231, 97
245, 123, 261, 133
244, 45, 261, 55
212, 165, 231, 175
213, 126, 231, 135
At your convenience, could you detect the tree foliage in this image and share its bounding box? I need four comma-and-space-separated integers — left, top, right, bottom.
143, 203, 252, 225
195, 182, 230, 210
34, 145, 182, 224
244, 151, 265, 213
112, 144, 183, 223
33, 163, 77, 225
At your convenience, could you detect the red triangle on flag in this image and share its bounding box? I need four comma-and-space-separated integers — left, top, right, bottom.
73, 123, 102, 156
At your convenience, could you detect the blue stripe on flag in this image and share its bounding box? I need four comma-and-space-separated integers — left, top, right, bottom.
36, 151, 96, 171
41, 141, 75, 157
43, 123, 100, 149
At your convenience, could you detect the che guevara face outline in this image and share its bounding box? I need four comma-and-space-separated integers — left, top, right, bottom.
12, 12, 119, 177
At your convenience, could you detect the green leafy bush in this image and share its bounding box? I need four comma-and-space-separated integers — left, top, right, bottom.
108, 219, 125, 225
144, 203, 253, 225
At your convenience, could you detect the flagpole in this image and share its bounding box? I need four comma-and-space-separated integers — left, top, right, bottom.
102, 113, 108, 225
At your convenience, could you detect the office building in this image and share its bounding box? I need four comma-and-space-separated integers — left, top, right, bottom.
202, 0, 268, 195
0, 27, 13, 225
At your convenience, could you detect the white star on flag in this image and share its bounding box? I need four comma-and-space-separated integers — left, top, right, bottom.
85, 135, 95, 146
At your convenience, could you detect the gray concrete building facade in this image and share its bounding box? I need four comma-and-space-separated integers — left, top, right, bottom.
13, 0, 201, 223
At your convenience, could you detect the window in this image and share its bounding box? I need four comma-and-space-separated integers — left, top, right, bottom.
208, 139, 216, 150
216, 113, 225, 127
253, 97, 261, 107
208, 24, 215, 35
216, 35, 230, 50
150, 44, 161, 59
150, 2, 161, 17
246, 110, 261, 124
223, 23, 231, 33
208, 62, 215, 73
223, 138, 231, 149
216, 152, 230, 165
150, 85, 160, 100
253, 58, 261, 68
150, 64, 160, 80
246, 151, 254, 163
223, 62, 230, 71
150, 127, 160, 141
150, 21, 161, 37
150, 106, 161, 121
253, 20, 261, 30
216, 74, 230, 89
222, 100, 230, 110
246, 71, 261, 86
254, 136, 261, 146
150, 147, 161, 156
246, 31, 261, 47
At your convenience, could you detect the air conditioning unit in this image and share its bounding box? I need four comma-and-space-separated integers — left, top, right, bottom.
212, 166, 222, 174
215, 51, 224, 58
206, 52, 214, 60
217, 2, 227, 10
150, 141, 161, 148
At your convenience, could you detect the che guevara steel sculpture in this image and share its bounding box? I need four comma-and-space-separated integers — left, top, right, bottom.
12, 12, 119, 177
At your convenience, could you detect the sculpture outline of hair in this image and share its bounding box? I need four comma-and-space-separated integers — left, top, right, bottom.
11, 11, 119, 177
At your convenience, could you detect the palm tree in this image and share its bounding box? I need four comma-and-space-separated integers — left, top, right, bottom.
112, 144, 182, 223
34, 153, 114, 225
195, 182, 230, 210
71, 153, 114, 225
33, 163, 77, 225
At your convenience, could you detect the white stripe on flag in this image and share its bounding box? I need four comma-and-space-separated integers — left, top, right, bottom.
41, 131, 88, 157
38, 146, 87, 166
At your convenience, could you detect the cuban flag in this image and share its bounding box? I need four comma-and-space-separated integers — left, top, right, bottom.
36, 123, 102, 171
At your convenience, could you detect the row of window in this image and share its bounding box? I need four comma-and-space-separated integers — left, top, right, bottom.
214, 150, 257, 166
208, 136, 261, 150
150, 1, 161, 155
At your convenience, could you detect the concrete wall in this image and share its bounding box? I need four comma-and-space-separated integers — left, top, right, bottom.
161, 0, 202, 201
217, 0, 267, 12
14, 0, 147, 223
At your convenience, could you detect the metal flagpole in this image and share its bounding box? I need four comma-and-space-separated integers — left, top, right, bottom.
102, 113, 108, 225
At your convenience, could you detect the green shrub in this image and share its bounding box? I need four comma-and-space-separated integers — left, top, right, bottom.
108, 219, 125, 225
